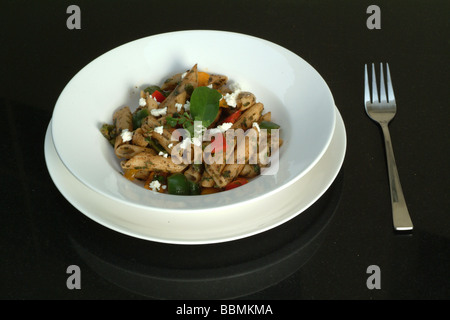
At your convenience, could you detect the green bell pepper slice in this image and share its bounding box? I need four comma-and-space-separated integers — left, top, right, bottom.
258, 120, 280, 130
132, 108, 150, 129
167, 173, 189, 195
145, 137, 166, 154
187, 179, 201, 195
167, 173, 201, 195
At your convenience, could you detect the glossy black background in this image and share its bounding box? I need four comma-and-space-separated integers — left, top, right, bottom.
1, 0, 449, 300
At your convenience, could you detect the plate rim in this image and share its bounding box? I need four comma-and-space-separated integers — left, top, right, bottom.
45, 107, 346, 245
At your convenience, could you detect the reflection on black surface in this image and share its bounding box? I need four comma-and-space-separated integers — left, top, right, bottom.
65, 172, 343, 299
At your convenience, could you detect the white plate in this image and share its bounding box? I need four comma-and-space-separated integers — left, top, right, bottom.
51, 30, 336, 211
45, 107, 346, 245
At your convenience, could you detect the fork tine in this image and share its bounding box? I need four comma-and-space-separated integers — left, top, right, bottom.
379, 63, 387, 103
364, 64, 371, 104
386, 63, 395, 103
371, 63, 379, 103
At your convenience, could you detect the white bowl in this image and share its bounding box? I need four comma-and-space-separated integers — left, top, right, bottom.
52, 30, 335, 211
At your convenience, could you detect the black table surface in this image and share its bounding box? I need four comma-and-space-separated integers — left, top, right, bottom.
1, 0, 449, 300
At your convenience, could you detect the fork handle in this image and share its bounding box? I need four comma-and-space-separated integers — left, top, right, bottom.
381, 123, 413, 231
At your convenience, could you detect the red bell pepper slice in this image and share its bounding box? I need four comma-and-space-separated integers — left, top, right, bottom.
151, 90, 166, 103
221, 110, 242, 124
224, 177, 249, 191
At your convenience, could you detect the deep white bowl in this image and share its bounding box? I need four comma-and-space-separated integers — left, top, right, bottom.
52, 30, 335, 211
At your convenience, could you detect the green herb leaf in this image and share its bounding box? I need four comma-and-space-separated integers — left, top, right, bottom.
189, 87, 221, 128
166, 116, 179, 128
166, 112, 195, 137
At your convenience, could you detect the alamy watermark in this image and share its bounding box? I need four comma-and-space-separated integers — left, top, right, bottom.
366, 5, 381, 30
366, 265, 381, 290
67, 5, 381, 31
66, 265, 81, 290
66, 5, 81, 30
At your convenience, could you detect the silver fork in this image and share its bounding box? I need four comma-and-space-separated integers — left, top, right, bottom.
364, 63, 413, 231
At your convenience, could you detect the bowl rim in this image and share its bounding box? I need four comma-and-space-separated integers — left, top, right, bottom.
51, 30, 336, 212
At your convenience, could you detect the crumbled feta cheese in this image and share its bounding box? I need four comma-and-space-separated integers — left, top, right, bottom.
223, 92, 241, 108
181, 71, 187, 79
208, 122, 233, 135
184, 100, 190, 111
223, 93, 237, 108
175, 103, 184, 112
218, 122, 233, 132
252, 122, 260, 133
120, 129, 133, 142
223, 82, 242, 108
168, 143, 173, 148
139, 97, 147, 107
149, 180, 161, 191
154, 126, 164, 135
162, 185, 167, 190
151, 107, 167, 117
158, 151, 169, 158
175, 101, 190, 112
207, 84, 213, 88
